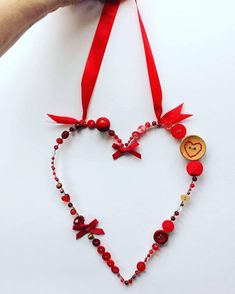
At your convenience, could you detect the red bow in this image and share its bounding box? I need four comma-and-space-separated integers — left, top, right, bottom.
112, 141, 141, 160
73, 219, 105, 240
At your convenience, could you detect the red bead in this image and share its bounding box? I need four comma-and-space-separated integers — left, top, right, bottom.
61, 131, 69, 139
186, 161, 203, 176
111, 266, 119, 274
102, 252, 111, 261
153, 230, 168, 245
132, 131, 139, 138
174, 211, 179, 216
152, 243, 160, 251
54, 145, 58, 150
171, 216, 176, 221
137, 262, 146, 272
145, 122, 151, 128
61, 194, 70, 202
70, 208, 77, 215
87, 120, 96, 129
92, 239, 101, 247
97, 246, 105, 254
171, 124, 187, 139
56, 138, 63, 144
152, 121, 157, 126
96, 117, 110, 132
108, 130, 115, 136
107, 260, 114, 267
190, 183, 195, 188
162, 220, 175, 233
73, 215, 85, 225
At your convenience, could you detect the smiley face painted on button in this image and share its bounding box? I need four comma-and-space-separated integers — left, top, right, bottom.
180, 135, 206, 160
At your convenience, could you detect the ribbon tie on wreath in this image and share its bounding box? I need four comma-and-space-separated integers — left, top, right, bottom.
73, 218, 105, 240
112, 141, 141, 160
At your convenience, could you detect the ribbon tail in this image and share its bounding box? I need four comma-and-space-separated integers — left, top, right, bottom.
112, 150, 122, 160
76, 230, 86, 239
90, 228, 105, 235
130, 150, 142, 159
47, 114, 80, 124
160, 103, 192, 125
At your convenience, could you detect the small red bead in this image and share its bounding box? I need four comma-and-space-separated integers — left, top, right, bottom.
108, 130, 115, 136
92, 239, 101, 247
111, 266, 119, 274
102, 252, 111, 261
97, 246, 105, 254
190, 183, 195, 188
162, 220, 175, 233
137, 262, 146, 272
152, 121, 157, 126
61, 131, 69, 139
70, 208, 77, 215
61, 194, 70, 202
174, 211, 179, 216
107, 260, 114, 267
186, 160, 203, 176
87, 120, 96, 129
56, 138, 63, 144
132, 131, 139, 138
54, 145, 58, 150
152, 243, 160, 251
145, 122, 151, 128
96, 117, 110, 132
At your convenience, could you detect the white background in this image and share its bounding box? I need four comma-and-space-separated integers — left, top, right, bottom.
0, 0, 235, 293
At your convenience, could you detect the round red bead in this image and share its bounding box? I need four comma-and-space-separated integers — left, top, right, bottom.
70, 209, 77, 215
96, 117, 110, 132
107, 260, 114, 267
87, 120, 96, 129
171, 124, 187, 139
92, 239, 101, 247
186, 160, 203, 176
97, 246, 105, 254
152, 243, 160, 251
162, 220, 175, 233
61, 194, 70, 202
111, 266, 119, 274
137, 262, 146, 272
102, 252, 111, 261
56, 138, 63, 144
153, 230, 168, 245
61, 131, 69, 139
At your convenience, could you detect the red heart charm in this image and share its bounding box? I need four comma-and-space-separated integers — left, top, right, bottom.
184, 141, 203, 158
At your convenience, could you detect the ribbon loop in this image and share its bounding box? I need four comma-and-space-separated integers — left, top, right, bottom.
112, 141, 141, 160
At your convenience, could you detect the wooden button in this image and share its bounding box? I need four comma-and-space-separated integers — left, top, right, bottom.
181, 195, 190, 202
180, 135, 206, 160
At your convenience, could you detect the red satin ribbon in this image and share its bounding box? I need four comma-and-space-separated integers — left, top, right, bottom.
112, 141, 141, 160
48, 0, 192, 126
73, 219, 105, 239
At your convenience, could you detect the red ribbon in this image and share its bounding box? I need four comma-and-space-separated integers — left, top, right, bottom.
48, 0, 192, 126
73, 219, 105, 240
112, 141, 141, 160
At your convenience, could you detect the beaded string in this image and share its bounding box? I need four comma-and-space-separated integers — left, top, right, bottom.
50, 118, 201, 286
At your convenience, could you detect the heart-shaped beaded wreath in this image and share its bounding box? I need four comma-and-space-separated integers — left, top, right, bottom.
49, 116, 206, 285
48, 0, 207, 286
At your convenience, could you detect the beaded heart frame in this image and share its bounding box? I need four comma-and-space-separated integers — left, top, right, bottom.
50, 116, 206, 285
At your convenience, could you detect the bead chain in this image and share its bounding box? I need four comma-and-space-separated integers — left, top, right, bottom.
50, 120, 198, 285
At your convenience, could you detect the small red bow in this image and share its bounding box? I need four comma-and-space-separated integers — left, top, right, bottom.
112, 141, 141, 160
73, 219, 105, 239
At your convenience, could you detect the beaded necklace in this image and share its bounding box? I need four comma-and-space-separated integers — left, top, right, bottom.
48, 0, 206, 286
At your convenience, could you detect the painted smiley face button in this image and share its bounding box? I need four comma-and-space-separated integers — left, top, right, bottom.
180, 135, 206, 160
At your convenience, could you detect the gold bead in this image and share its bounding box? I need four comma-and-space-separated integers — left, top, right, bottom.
56, 183, 62, 189
88, 233, 94, 240
181, 194, 190, 202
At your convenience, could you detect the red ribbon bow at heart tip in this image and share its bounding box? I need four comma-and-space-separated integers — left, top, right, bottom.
112, 141, 142, 160
73, 219, 105, 240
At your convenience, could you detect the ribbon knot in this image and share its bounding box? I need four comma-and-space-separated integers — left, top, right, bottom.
73, 219, 105, 240
112, 141, 141, 160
